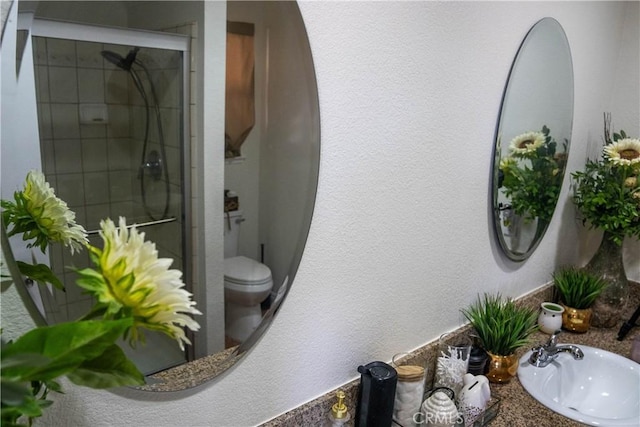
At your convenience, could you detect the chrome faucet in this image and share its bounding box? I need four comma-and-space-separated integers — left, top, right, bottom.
528, 331, 584, 367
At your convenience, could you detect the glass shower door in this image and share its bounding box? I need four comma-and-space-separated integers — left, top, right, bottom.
32, 34, 188, 375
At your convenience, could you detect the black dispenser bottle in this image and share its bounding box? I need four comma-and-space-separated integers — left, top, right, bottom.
355, 361, 398, 427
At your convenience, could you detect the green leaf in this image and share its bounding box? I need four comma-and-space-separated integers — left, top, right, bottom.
1, 378, 34, 406
43, 379, 63, 394
0, 352, 51, 370
0, 378, 49, 425
1, 319, 133, 382
66, 344, 145, 389
15, 262, 65, 291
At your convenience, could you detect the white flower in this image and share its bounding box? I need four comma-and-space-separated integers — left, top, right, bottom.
604, 138, 640, 166
499, 157, 517, 171
509, 132, 545, 156
79, 217, 200, 350
7, 170, 88, 253
624, 176, 638, 188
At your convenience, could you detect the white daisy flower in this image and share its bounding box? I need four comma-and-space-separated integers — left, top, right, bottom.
509, 132, 545, 156
79, 217, 200, 350
604, 138, 640, 166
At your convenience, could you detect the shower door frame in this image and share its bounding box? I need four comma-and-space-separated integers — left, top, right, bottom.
26, 17, 194, 359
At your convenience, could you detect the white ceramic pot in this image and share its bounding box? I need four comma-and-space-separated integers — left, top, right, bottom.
458, 374, 491, 427
538, 302, 564, 334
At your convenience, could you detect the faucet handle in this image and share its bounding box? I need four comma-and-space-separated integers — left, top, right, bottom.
547, 330, 562, 348
529, 346, 550, 367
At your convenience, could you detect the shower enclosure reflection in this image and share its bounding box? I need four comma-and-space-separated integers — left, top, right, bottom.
31, 26, 189, 374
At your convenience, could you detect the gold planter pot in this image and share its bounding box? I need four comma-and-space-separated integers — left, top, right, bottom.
561, 304, 592, 333
486, 353, 518, 384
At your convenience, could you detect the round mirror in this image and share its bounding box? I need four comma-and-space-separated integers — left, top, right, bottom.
1, 0, 319, 391
1, 1, 14, 43
492, 17, 574, 262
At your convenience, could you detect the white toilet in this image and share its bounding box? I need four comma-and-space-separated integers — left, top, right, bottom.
224, 210, 273, 343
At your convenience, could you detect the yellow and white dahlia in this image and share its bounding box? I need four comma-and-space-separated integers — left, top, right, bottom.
3, 170, 88, 253
604, 138, 640, 167
81, 217, 200, 350
509, 132, 545, 156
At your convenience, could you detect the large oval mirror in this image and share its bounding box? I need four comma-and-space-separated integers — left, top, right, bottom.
492, 17, 574, 261
0, 0, 319, 391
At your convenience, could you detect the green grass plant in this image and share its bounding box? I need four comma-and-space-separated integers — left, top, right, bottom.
553, 267, 607, 309
461, 293, 538, 356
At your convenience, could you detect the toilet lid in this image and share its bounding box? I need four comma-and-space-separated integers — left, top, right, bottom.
224, 256, 272, 285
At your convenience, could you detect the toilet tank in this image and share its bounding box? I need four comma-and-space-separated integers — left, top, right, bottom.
224, 210, 243, 258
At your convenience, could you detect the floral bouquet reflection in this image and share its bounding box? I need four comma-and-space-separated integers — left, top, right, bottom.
1, 170, 200, 426
499, 125, 568, 225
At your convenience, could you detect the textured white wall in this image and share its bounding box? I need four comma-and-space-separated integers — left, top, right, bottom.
22, 1, 639, 426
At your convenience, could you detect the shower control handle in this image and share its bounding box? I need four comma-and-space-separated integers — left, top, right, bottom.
140, 149, 163, 181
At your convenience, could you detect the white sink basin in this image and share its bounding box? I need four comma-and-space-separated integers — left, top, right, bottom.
518, 344, 640, 426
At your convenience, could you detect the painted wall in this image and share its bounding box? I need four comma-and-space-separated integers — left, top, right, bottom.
5, 1, 639, 426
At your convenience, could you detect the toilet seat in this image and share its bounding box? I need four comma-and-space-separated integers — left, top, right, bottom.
224, 256, 272, 287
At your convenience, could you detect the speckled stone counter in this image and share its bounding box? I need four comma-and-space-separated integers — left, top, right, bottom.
138, 346, 241, 392
262, 282, 640, 427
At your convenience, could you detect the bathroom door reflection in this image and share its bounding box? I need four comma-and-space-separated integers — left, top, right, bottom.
32, 35, 187, 374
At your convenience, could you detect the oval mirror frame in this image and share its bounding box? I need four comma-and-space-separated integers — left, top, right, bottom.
0, 0, 320, 392
491, 17, 574, 262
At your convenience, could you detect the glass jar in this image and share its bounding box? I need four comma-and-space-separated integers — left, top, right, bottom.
392, 352, 427, 427
433, 333, 472, 401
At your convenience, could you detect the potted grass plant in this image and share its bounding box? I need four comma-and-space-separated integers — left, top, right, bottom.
553, 267, 608, 333
461, 293, 538, 384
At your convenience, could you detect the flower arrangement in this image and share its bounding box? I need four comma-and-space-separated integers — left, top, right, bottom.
1, 171, 200, 426
572, 114, 640, 246
499, 126, 568, 223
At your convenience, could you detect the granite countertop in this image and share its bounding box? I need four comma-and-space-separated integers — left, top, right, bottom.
262, 282, 640, 427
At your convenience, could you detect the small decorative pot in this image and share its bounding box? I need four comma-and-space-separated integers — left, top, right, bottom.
421, 391, 459, 427
458, 373, 491, 427
561, 304, 592, 333
485, 352, 518, 384
538, 302, 564, 334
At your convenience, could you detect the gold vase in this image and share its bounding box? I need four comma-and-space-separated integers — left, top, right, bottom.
486, 352, 518, 384
561, 304, 592, 333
